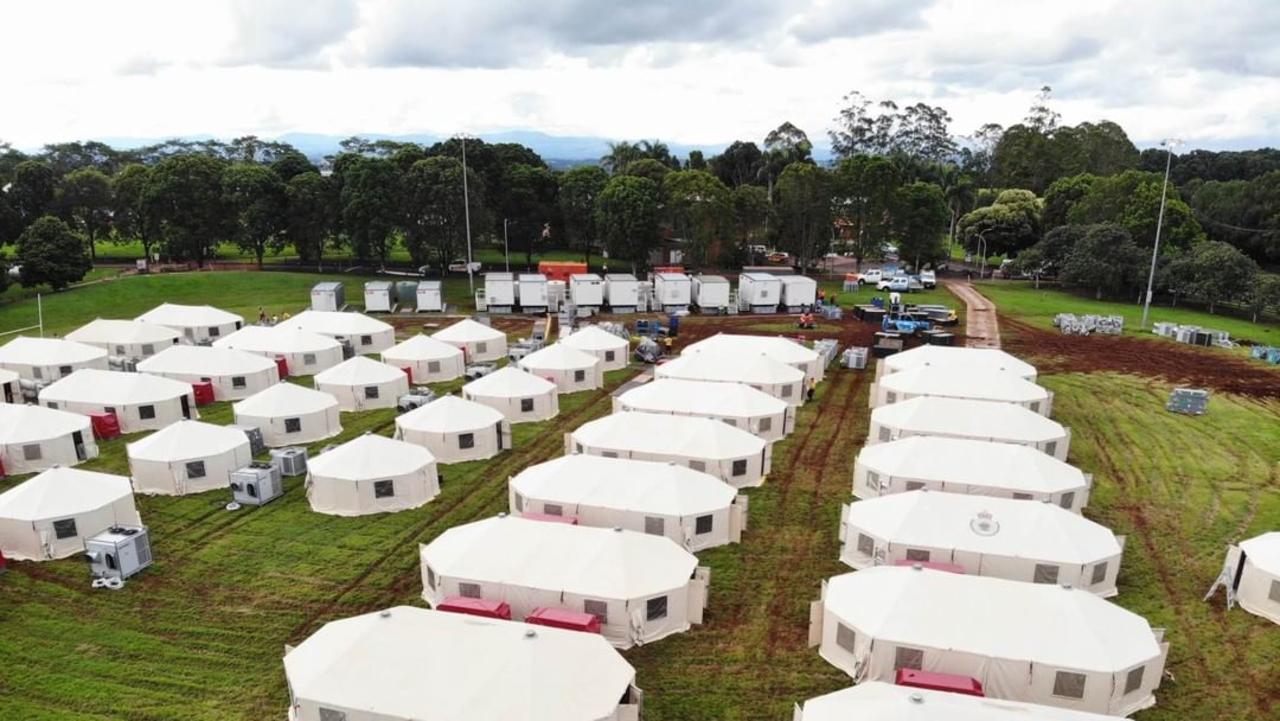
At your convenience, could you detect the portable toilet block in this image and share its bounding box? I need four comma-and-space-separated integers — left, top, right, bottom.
778, 275, 818, 312
484, 273, 517, 313
604, 274, 640, 313
364, 281, 396, 313
517, 274, 550, 313
653, 272, 692, 312
311, 282, 346, 312
738, 272, 782, 313
692, 275, 731, 312
416, 281, 444, 312
570, 274, 605, 310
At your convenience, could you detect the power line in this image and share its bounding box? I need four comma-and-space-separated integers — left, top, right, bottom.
1192, 211, 1280, 235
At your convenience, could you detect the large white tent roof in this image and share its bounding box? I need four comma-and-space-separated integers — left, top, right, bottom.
825, 567, 1160, 672
0, 336, 106, 365
213, 325, 341, 354
518, 343, 599, 371
383, 334, 465, 361
137, 345, 276, 375
1240, 532, 1280, 576
398, 395, 504, 432
308, 434, 434, 480
66, 319, 181, 346
285, 606, 634, 721
432, 318, 505, 343
314, 356, 405, 385
41, 369, 192, 405
126, 420, 248, 462
511, 456, 736, 517
0, 467, 133, 521
136, 303, 243, 327
799, 682, 1126, 721
464, 366, 556, 397
857, 437, 1086, 494
618, 378, 786, 417
424, 515, 697, 599
872, 397, 1066, 443
561, 326, 629, 352
847, 491, 1120, 564
879, 367, 1050, 405
884, 345, 1038, 380
658, 349, 803, 385
284, 310, 393, 336
0, 403, 89, 444
572, 411, 765, 459
233, 382, 338, 416
685, 333, 819, 365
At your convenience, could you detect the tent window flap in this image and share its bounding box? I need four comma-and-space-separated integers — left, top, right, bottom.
584, 599, 608, 624
458, 432, 475, 449
373, 480, 395, 498
894, 646, 924, 671
53, 518, 78, 539
1052, 671, 1086, 699
1269, 579, 1280, 603
318, 708, 347, 721
22, 444, 42, 461
1124, 665, 1145, 695
1091, 561, 1108, 586
731, 459, 748, 477
758, 417, 772, 432
364, 386, 379, 399
543, 503, 563, 516
521, 398, 534, 413
835, 623, 856, 652
284, 418, 302, 433
427, 360, 440, 373
695, 514, 713, 535
139, 405, 156, 420
645, 516, 665, 535
856, 533, 875, 557
459, 582, 481, 598
646, 596, 667, 621
1034, 563, 1060, 584
185, 461, 206, 479
905, 548, 931, 562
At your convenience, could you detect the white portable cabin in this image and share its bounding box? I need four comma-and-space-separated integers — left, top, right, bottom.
484, 272, 517, 311
795, 682, 1130, 721
462, 366, 559, 423
684, 332, 825, 382
0, 403, 97, 474
284, 606, 642, 721
517, 343, 603, 393
1209, 532, 1280, 625
415, 280, 444, 312
421, 515, 707, 648
840, 491, 1123, 596
604, 273, 640, 312
363, 280, 396, 313
509, 455, 746, 551
126, 420, 252, 496
652, 272, 692, 311
869, 397, 1071, 462
568, 411, 771, 488
0, 336, 109, 382
517, 273, 550, 312
283, 310, 396, 355
656, 351, 805, 406
66, 319, 181, 359
381, 334, 465, 383
212, 326, 344, 376
136, 345, 280, 401
737, 272, 782, 313
778, 274, 818, 311
878, 345, 1038, 381
811, 567, 1167, 717
569, 273, 605, 309
431, 318, 508, 363
614, 377, 793, 441
40, 369, 196, 433
853, 436, 1091, 512
560, 326, 630, 372
232, 383, 342, 447
0, 468, 139, 561
0, 369, 16, 404
313, 356, 410, 411
692, 275, 730, 312
310, 281, 345, 312
394, 395, 511, 464
135, 303, 243, 344
306, 434, 439, 517
871, 366, 1054, 416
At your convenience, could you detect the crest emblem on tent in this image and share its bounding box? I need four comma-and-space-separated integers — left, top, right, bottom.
969, 510, 1000, 536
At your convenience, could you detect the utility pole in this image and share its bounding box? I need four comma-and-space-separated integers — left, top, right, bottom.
459, 135, 475, 294
503, 219, 510, 271
1141, 139, 1179, 329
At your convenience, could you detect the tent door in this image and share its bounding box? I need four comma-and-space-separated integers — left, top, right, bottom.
180, 395, 192, 419
496, 422, 504, 450
72, 431, 87, 461
688, 566, 710, 624
2, 382, 12, 403
807, 598, 824, 648
730, 494, 749, 542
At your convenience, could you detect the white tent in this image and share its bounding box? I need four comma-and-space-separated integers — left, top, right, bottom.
509, 455, 746, 551
431, 318, 507, 362
656, 351, 805, 406
306, 434, 439, 516
421, 515, 707, 648
683, 332, 824, 382
518, 343, 603, 393
0, 467, 139, 561
213, 325, 344, 376
462, 366, 559, 423
0, 368, 16, 404
1208, 532, 1280, 625
282, 310, 396, 354
853, 436, 1091, 512
812, 567, 1167, 716
40, 369, 197, 433
613, 377, 793, 441
795, 682, 1129, 721
135, 303, 243, 344
232, 383, 341, 447
137, 345, 280, 401
869, 397, 1071, 461
66, 319, 181, 358
126, 420, 252, 496
314, 356, 410, 411
878, 345, 1038, 381
0, 336, 108, 381
381, 334, 465, 383
871, 366, 1054, 416
840, 491, 1123, 596
0, 403, 98, 474
394, 395, 512, 463
284, 606, 642, 721
568, 411, 771, 488
561, 326, 630, 372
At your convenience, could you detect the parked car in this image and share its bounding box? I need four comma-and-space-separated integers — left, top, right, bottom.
906, 275, 925, 292
860, 269, 884, 284
876, 276, 910, 292
448, 259, 482, 273
767, 251, 790, 263
920, 270, 937, 288
882, 313, 932, 335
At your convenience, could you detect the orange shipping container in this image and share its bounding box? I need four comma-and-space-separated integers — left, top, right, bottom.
538, 261, 587, 283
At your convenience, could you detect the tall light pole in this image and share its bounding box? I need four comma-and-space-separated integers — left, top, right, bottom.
458, 134, 475, 294
1140, 138, 1180, 329
976, 229, 989, 281
503, 218, 510, 271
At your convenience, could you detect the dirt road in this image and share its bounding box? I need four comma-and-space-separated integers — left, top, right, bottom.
944, 280, 1001, 348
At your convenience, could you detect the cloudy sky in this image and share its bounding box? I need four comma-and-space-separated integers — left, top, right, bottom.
3, 0, 1278, 152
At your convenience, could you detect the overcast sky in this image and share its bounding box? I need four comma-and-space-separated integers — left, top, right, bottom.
3, 0, 1278, 152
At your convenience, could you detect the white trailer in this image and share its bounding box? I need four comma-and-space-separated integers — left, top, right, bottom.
693, 275, 730, 313
517, 273, 549, 313
311, 282, 345, 312
653, 272, 692, 312
364, 281, 396, 313
778, 275, 818, 312
738, 272, 781, 314
484, 273, 517, 313
604, 273, 640, 313
416, 281, 444, 312
570, 273, 605, 309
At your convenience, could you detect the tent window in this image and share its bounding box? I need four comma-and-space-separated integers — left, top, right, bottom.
1013, 492, 1033, 500
601, 451, 618, 459
1044, 441, 1058, 456
835, 623, 856, 652
374, 480, 395, 498
1030, 401, 1041, 413
1034, 564, 1060, 584
139, 405, 156, 420
584, 599, 608, 624
722, 418, 737, 427
458, 433, 475, 449
521, 398, 534, 413
781, 384, 793, 398
575, 443, 583, 454
689, 460, 706, 472
303, 353, 317, 365
284, 418, 302, 433
318, 708, 347, 721
33, 367, 44, 379
364, 385, 380, 399
905, 548, 931, 562
878, 427, 891, 442
605, 351, 615, 362
476, 341, 488, 354
59, 365, 74, 377
22, 444, 42, 461
646, 596, 667, 621
141, 343, 155, 356
894, 646, 924, 671
1059, 491, 1076, 509
865, 471, 880, 490
856, 533, 875, 557
186, 461, 206, 479
695, 514, 713, 534
1269, 580, 1280, 603
1124, 666, 1145, 695
645, 516, 665, 535
459, 582, 481, 599
1091, 562, 1109, 586
47, 402, 58, 410
360, 335, 372, 346
1052, 671, 1086, 699
53, 518, 78, 539
427, 360, 441, 373
543, 503, 563, 516
905, 481, 925, 491
574, 370, 586, 382
513, 493, 524, 512
732, 459, 748, 477
426, 566, 436, 590
115, 345, 126, 355
885, 391, 897, 404
758, 417, 772, 432
208, 326, 221, 337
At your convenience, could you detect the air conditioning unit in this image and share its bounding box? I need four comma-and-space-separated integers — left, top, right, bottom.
230, 424, 266, 456
85, 525, 153, 581
108, 355, 140, 372
270, 447, 309, 477
338, 338, 356, 359
230, 462, 284, 506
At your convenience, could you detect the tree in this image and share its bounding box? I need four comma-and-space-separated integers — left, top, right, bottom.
937, 165, 976, 251
9, 160, 58, 229
956, 189, 1044, 258
831, 155, 902, 268
774, 162, 832, 272
663, 170, 731, 268
558, 165, 609, 265
621, 158, 672, 187
499, 163, 558, 268
58, 167, 112, 259
1068, 170, 1204, 249
829, 91, 956, 163
1023, 86, 1060, 133
893, 181, 949, 270
1245, 273, 1280, 322
709, 141, 764, 187
400, 157, 483, 272
1164, 240, 1259, 313
1042, 173, 1097, 229
284, 172, 338, 270
111, 164, 158, 260
0, 192, 21, 247
730, 184, 770, 251
16, 215, 91, 290
1032, 224, 1088, 275
596, 175, 660, 272
601, 141, 644, 174
145, 154, 232, 263
685, 150, 706, 171
270, 150, 317, 182
38, 141, 124, 176
1060, 224, 1145, 299
1189, 171, 1280, 264
338, 157, 401, 267
222, 163, 285, 267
